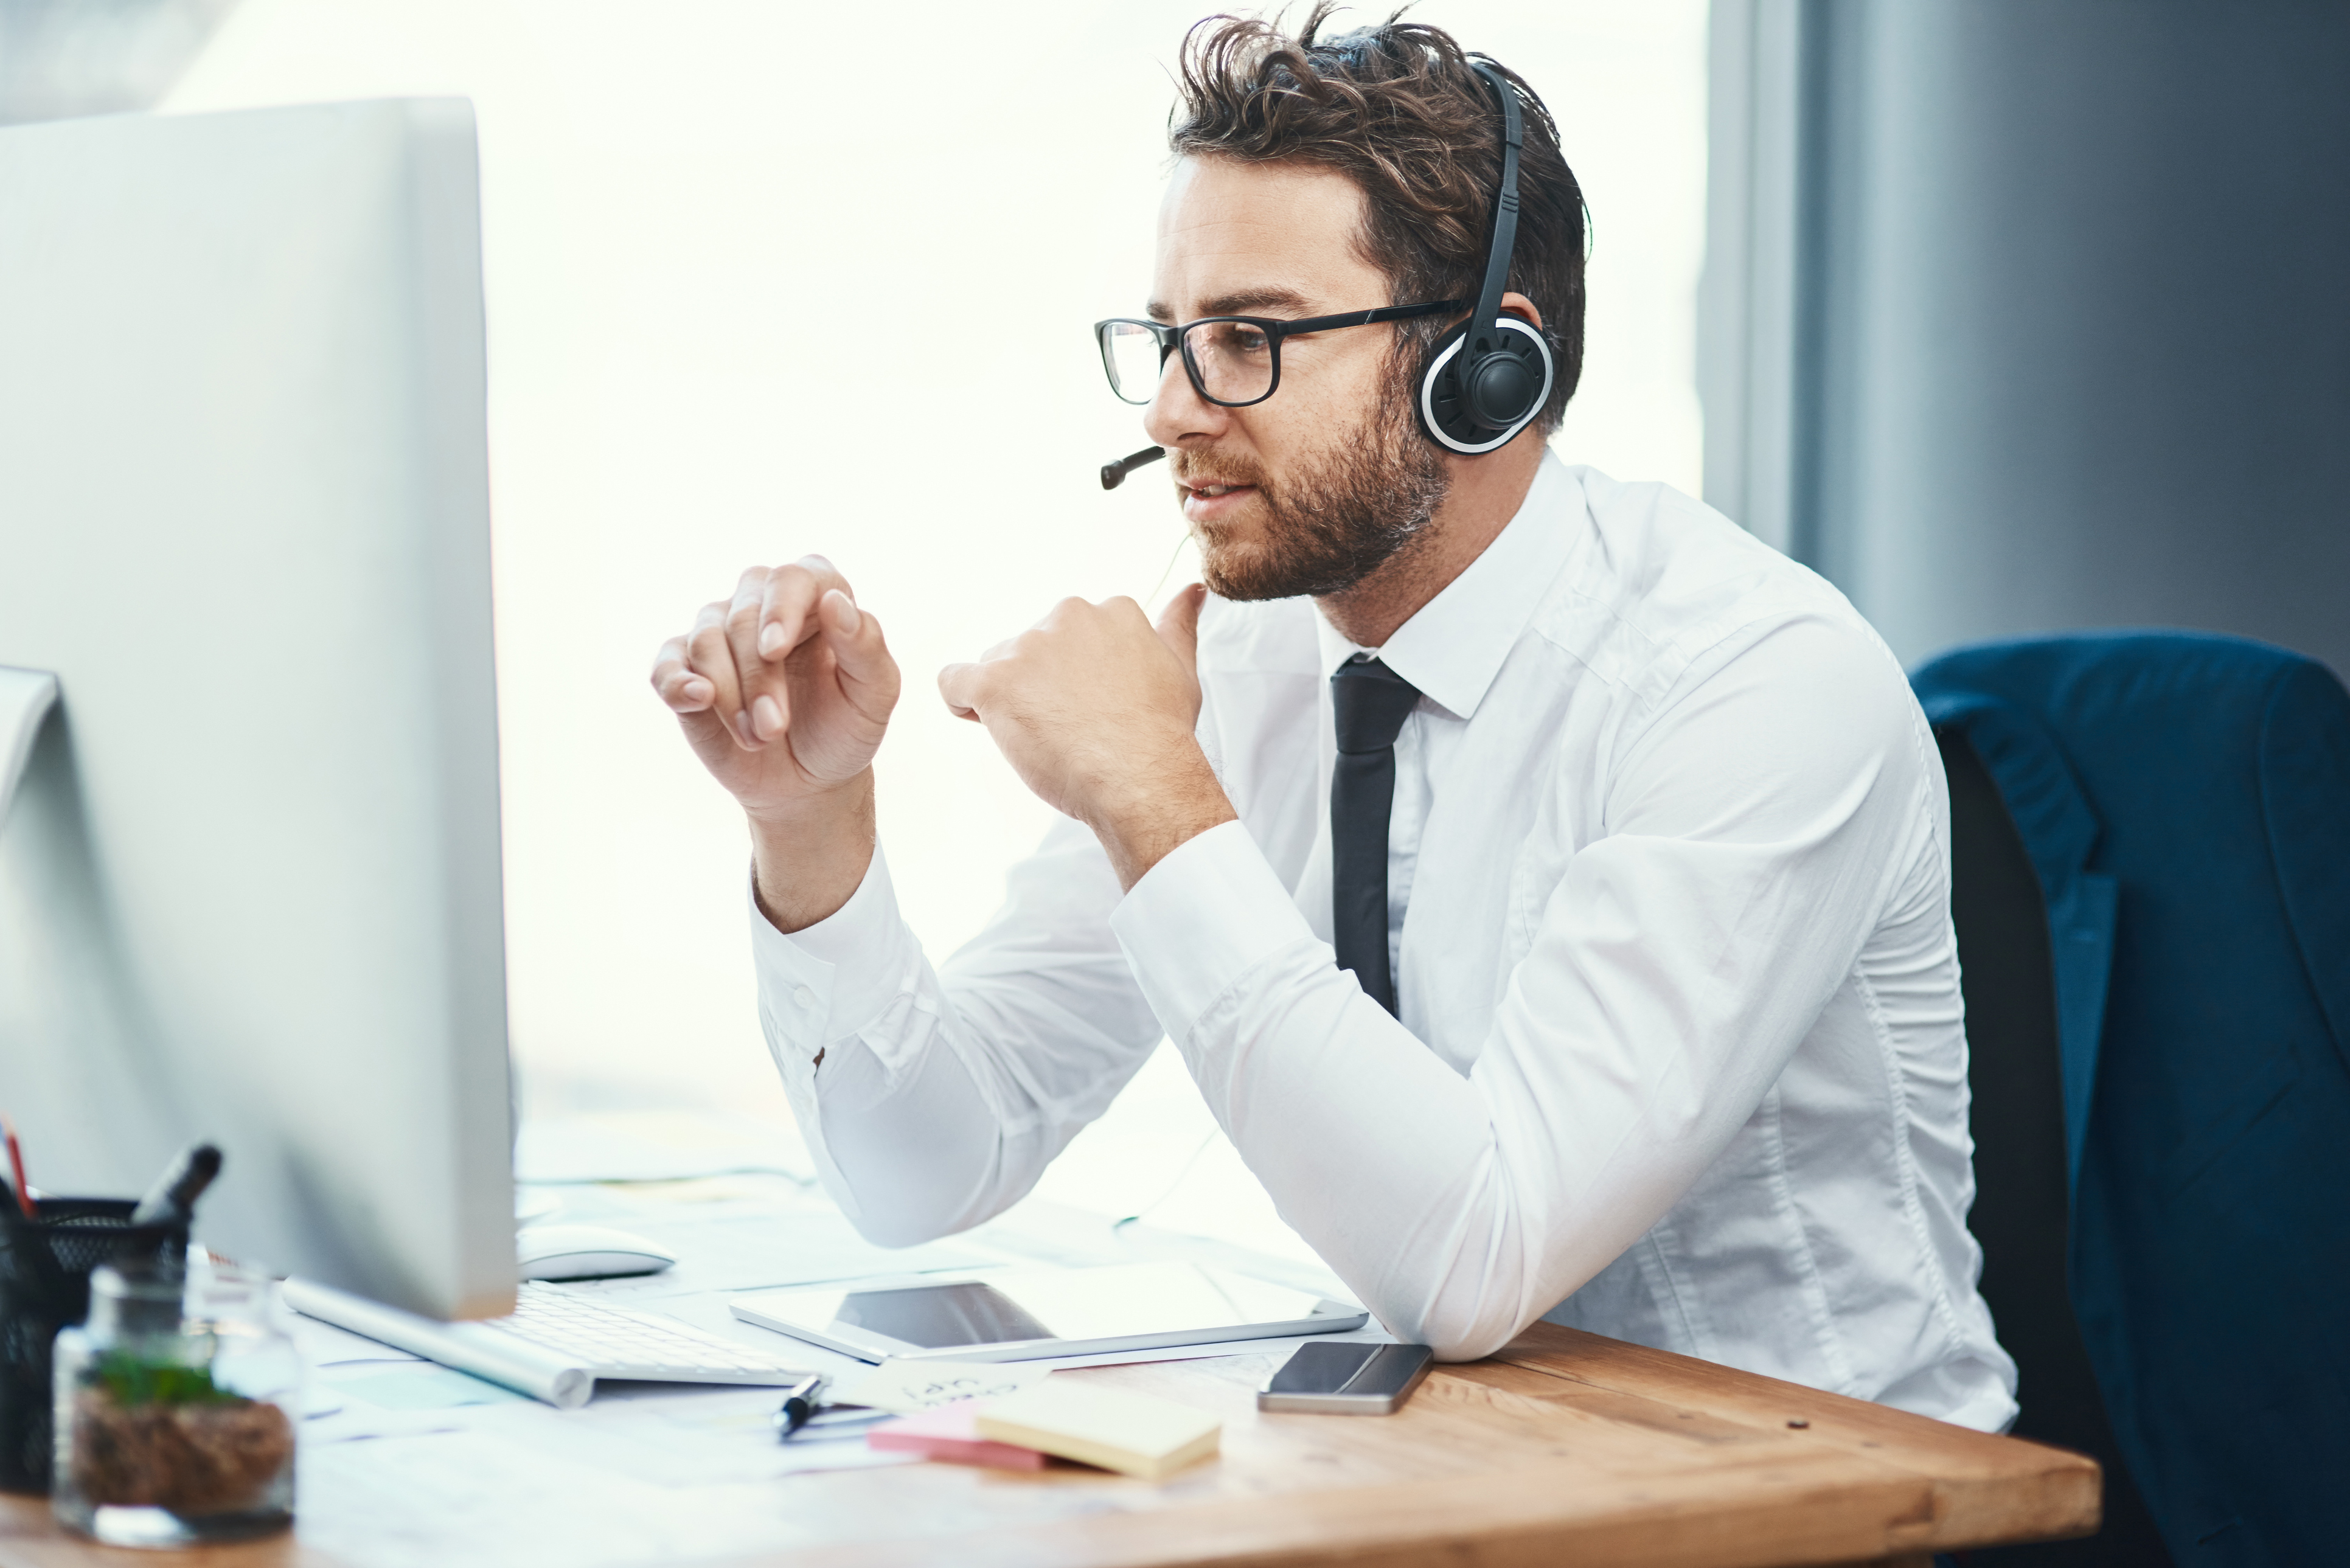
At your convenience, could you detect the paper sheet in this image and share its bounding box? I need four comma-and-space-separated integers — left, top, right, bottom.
291, 1310, 425, 1368
303, 1406, 488, 1446
295, 1428, 897, 1568
829, 1358, 1053, 1415
472, 1388, 915, 1487
320, 1364, 530, 1410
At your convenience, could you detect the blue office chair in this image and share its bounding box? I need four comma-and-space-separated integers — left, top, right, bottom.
1912, 632, 2350, 1568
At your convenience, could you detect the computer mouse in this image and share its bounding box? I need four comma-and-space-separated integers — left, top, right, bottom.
516, 1224, 677, 1282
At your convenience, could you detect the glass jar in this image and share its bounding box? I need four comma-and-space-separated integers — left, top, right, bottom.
50, 1258, 297, 1547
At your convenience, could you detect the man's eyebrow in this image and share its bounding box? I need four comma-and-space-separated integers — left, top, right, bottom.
1202, 286, 1316, 317
1145, 286, 1319, 324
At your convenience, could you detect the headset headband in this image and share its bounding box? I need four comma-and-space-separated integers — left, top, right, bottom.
1465, 62, 1524, 365
1413, 58, 1551, 456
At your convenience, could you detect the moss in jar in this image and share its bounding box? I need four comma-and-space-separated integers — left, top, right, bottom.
69, 1352, 294, 1514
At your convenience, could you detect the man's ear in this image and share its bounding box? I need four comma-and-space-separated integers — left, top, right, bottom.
1498, 291, 1545, 331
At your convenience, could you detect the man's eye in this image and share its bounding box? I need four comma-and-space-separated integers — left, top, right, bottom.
1231, 327, 1270, 354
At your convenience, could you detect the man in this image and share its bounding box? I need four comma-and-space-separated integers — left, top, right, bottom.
651, 10, 2016, 1430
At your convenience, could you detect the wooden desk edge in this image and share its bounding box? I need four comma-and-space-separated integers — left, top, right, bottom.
743, 1449, 2084, 1568
1493, 1323, 2102, 1552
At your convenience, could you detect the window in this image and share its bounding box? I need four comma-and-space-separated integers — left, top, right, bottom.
165, 0, 1707, 1262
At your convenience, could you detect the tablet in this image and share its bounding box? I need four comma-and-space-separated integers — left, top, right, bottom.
727, 1261, 1368, 1363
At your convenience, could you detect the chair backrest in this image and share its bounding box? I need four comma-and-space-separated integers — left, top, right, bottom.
1939, 728, 2173, 1567
1914, 631, 2350, 1568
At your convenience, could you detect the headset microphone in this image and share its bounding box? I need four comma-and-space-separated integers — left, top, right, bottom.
1100, 445, 1165, 491
1417, 62, 1554, 456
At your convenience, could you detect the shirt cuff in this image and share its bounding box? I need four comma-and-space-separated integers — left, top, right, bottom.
747, 844, 921, 1047
1108, 818, 1321, 1045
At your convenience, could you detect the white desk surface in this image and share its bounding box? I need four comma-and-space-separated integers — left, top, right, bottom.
0, 1122, 2096, 1567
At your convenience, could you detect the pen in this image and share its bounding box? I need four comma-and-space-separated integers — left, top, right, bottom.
773, 1375, 826, 1441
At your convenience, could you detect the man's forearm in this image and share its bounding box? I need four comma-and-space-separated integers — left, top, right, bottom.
1086, 744, 1237, 892
750, 769, 877, 933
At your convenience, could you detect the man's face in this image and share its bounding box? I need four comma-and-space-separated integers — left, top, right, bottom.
1141, 156, 1450, 602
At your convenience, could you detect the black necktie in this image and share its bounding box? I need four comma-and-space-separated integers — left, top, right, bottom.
1330, 656, 1421, 1016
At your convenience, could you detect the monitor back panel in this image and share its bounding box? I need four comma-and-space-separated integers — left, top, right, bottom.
0, 100, 513, 1319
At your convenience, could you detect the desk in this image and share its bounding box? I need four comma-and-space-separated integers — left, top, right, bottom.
0, 1322, 2094, 1568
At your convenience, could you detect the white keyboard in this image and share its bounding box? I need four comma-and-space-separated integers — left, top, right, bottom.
492, 1283, 815, 1386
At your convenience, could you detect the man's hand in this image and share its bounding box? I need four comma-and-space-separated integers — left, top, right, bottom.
651, 556, 900, 929
937, 583, 1235, 889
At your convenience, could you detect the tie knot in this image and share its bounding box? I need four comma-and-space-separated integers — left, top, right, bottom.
1330, 657, 1421, 754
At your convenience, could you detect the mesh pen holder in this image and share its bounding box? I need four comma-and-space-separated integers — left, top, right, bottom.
0, 1199, 181, 1493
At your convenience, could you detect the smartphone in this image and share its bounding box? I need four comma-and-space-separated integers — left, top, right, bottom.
1256, 1341, 1434, 1415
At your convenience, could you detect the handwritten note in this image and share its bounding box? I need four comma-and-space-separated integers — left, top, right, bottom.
829, 1358, 1052, 1415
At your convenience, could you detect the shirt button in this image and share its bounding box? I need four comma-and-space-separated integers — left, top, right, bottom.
791, 985, 817, 1010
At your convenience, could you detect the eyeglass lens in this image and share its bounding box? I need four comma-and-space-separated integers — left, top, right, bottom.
1100, 319, 1277, 406
1182, 320, 1274, 405
1100, 323, 1167, 406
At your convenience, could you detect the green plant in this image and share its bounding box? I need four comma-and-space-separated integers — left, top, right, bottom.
90, 1350, 238, 1407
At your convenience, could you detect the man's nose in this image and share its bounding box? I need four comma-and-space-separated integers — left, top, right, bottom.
1143, 348, 1227, 450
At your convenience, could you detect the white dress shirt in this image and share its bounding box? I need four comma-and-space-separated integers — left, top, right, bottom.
753, 454, 2019, 1432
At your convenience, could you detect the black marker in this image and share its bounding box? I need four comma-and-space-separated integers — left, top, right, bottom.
772, 1374, 826, 1441
130, 1143, 223, 1227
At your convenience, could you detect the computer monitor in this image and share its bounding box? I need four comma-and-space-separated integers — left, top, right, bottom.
0, 99, 514, 1320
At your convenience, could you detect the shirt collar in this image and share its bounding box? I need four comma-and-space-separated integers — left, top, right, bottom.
1314, 449, 1581, 719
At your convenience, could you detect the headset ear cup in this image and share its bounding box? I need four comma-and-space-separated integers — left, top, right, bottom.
1466, 334, 1546, 428
1417, 317, 1554, 456
1415, 321, 1474, 450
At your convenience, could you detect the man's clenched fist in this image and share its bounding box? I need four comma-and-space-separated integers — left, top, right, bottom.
937, 583, 1234, 889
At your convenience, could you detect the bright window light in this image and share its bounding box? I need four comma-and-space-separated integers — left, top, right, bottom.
163, 0, 1707, 1263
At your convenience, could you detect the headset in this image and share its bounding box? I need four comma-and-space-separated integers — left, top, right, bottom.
1099, 50, 1551, 488
1417, 61, 1554, 455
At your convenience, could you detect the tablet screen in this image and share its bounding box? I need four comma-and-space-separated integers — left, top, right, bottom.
744, 1261, 1343, 1354
835, 1282, 1054, 1349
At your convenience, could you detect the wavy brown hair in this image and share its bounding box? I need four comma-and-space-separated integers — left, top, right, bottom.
1169, 5, 1587, 435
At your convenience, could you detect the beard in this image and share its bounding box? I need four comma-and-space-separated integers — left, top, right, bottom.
1178, 358, 1451, 602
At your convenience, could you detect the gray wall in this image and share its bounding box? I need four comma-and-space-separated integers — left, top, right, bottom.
1760, 1, 2350, 676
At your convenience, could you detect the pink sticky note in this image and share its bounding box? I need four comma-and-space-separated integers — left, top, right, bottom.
866, 1398, 1048, 1471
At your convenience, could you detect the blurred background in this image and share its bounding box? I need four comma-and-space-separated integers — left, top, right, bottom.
2, 0, 2340, 1263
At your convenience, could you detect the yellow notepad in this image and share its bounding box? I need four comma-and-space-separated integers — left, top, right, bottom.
973, 1378, 1220, 1480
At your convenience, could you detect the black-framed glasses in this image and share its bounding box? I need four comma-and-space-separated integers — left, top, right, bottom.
1093, 300, 1464, 409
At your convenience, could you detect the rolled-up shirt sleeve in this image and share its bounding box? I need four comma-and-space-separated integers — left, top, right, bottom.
749, 816, 1165, 1246
1108, 615, 1931, 1360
